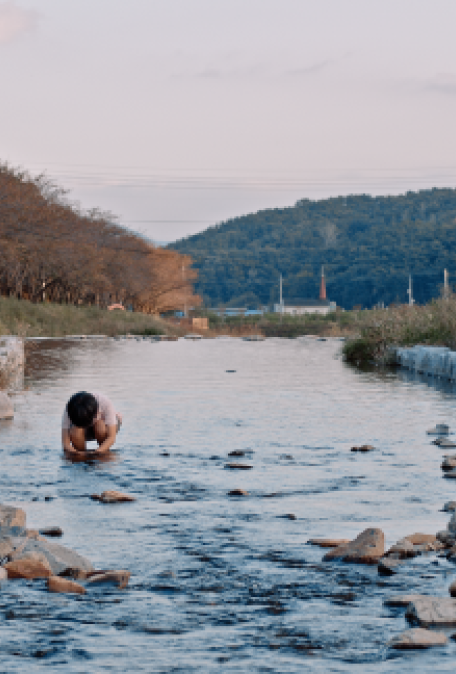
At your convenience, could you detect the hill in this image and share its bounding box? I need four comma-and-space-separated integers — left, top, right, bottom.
169, 188, 456, 309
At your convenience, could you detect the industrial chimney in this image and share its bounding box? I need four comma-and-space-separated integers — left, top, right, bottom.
319, 266, 327, 301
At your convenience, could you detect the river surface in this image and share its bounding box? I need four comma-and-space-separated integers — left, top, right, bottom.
1, 336, 456, 672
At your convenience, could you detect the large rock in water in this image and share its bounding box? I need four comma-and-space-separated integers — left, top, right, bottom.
0, 504, 26, 530
387, 628, 447, 649
323, 528, 385, 564
5, 558, 52, 579
0, 392, 14, 420
406, 597, 456, 626
10, 538, 93, 575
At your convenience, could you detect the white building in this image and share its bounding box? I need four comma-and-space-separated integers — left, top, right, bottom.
273, 300, 336, 316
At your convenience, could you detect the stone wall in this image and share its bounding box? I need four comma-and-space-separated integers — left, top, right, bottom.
395, 345, 456, 381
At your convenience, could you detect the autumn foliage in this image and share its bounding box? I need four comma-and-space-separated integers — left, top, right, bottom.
0, 163, 200, 314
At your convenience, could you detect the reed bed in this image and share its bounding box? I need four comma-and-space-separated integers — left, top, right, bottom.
343, 295, 456, 365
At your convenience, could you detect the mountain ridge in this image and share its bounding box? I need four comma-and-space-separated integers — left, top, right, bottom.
169, 188, 456, 309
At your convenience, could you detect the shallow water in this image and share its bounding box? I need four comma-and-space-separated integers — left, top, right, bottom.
2, 336, 456, 672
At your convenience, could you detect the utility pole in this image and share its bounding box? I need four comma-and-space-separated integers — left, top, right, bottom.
279, 273, 283, 324
407, 275, 414, 306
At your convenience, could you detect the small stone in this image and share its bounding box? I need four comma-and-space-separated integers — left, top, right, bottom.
384, 594, 425, 607
323, 528, 385, 565
448, 513, 456, 533
308, 538, 351, 548
47, 576, 86, 594
359, 444, 375, 452
0, 505, 26, 530
225, 464, 253, 470
404, 533, 437, 546
44, 496, 54, 502
385, 538, 416, 559
387, 627, 447, 649
437, 530, 456, 546
227, 489, 249, 497
378, 557, 404, 575
441, 457, 456, 472
85, 570, 130, 589
94, 491, 136, 503
444, 470, 456, 479
228, 450, 245, 457
406, 597, 456, 626
448, 580, 456, 597
0, 392, 14, 420
282, 514, 297, 520
39, 527, 63, 537
5, 558, 53, 579
443, 501, 456, 512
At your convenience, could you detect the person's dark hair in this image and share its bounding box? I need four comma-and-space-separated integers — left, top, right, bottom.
67, 391, 98, 428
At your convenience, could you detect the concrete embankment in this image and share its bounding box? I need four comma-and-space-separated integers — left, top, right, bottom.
394, 345, 456, 380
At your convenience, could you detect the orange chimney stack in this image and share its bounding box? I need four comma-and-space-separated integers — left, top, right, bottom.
319, 266, 327, 300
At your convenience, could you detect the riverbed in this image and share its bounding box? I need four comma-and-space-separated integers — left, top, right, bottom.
1, 336, 456, 672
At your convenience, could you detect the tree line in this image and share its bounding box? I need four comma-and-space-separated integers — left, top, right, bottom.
169, 188, 456, 309
0, 163, 200, 314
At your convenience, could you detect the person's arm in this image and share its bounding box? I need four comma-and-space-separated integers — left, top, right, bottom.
92, 424, 117, 456
62, 428, 73, 453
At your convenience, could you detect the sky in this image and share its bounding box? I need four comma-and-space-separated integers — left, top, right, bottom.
1, 0, 456, 242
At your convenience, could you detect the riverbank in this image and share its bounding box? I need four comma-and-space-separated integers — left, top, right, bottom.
201, 309, 357, 339
0, 296, 178, 339
343, 295, 456, 366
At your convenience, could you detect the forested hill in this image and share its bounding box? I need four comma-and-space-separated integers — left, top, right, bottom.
169, 188, 456, 309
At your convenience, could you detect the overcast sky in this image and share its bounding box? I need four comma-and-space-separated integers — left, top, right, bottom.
1, 0, 456, 241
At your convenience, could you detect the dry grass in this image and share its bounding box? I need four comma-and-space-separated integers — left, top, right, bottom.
343, 294, 456, 364
0, 296, 176, 338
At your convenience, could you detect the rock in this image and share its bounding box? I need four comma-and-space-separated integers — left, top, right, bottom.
281, 514, 297, 520
448, 513, 456, 533
0, 392, 14, 420
442, 501, 456, 512
5, 558, 53, 579
47, 576, 86, 594
0, 505, 26, 531
387, 628, 447, 649
437, 530, 456, 546
406, 597, 456, 626
39, 527, 63, 537
0, 568, 7, 581
385, 538, 416, 559
378, 557, 404, 575
439, 439, 456, 448
228, 450, 246, 457
323, 528, 385, 564
308, 538, 351, 548
404, 533, 437, 546
448, 580, 456, 597
92, 491, 136, 503
10, 538, 93, 575
427, 424, 450, 436
384, 594, 425, 607
444, 470, 456, 479
351, 444, 375, 452
85, 570, 130, 589
441, 457, 456, 471
227, 489, 249, 497
225, 464, 253, 470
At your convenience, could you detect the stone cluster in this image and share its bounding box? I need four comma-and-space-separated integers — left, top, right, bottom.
308, 423, 456, 651
0, 504, 129, 594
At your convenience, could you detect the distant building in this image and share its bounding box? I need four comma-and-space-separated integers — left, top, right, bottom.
274, 266, 336, 315
273, 299, 336, 315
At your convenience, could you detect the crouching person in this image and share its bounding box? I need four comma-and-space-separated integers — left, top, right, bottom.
62, 391, 121, 459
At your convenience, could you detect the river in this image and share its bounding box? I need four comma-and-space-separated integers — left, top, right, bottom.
1, 336, 456, 672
